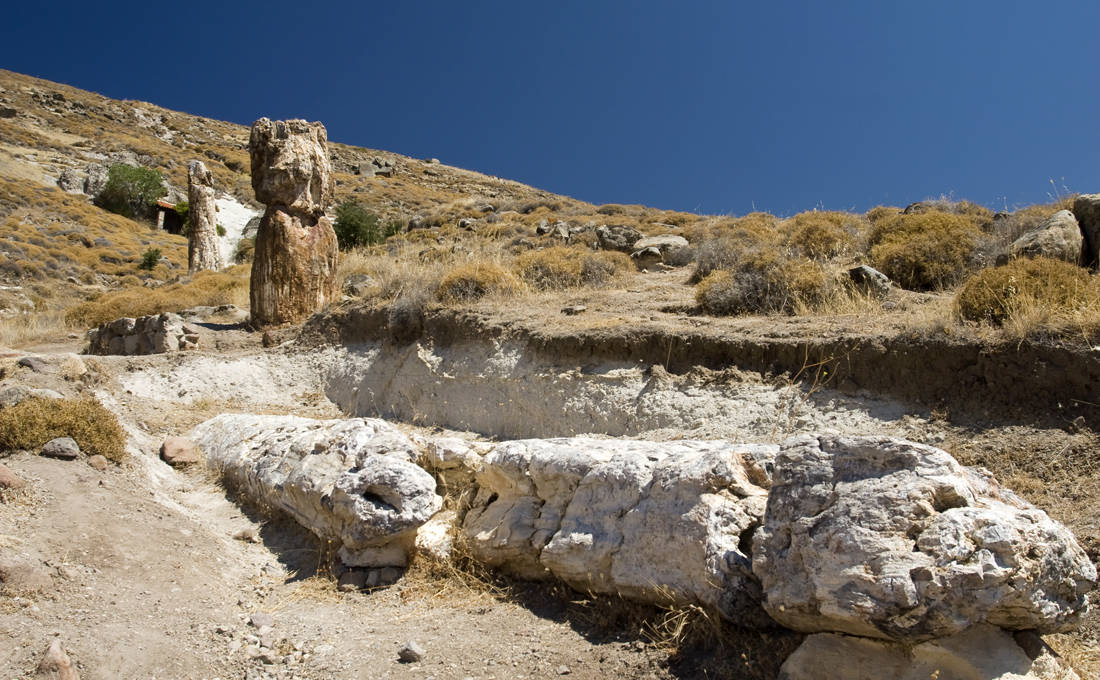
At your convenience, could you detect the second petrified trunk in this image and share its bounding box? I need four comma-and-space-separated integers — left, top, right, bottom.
186, 160, 223, 273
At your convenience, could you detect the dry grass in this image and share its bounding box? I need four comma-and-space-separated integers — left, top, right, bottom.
870, 211, 983, 290
65, 264, 250, 327
437, 263, 520, 303
0, 311, 75, 347
513, 247, 632, 290
780, 210, 866, 260
0, 396, 127, 461
695, 253, 833, 316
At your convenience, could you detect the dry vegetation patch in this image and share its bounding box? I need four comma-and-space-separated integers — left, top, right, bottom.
869, 211, 983, 290
0, 396, 126, 461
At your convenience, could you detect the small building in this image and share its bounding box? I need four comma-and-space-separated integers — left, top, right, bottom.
154, 199, 183, 234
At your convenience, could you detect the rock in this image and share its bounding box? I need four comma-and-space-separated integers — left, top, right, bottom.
86, 313, 196, 355
355, 161, 375, 177
407, 215, 426, 231
0, 107, 16, 119
57, 168, 84, 193
397, 640, 425, 663
415, 510, 456, 561
561, 305, 587, 315
191, 414, 442, 567
35, 639, 79, 680
342, 273, 376, 298
753, 435, 1096, 642
187, 160, 224, 273
1010, 210, 1084, 264
337, 570, 367, 592
419, 438, 485, 491
0, 556, 53, 592
17, 356, 51, 373
250, 612, 275, 629
846, 264, 892, 297
631, 235, 691, 267
462, 437, 776, 623
1071, 194, 1100, 267
631, 246, 664, 270
0, 385, 62, 408
595, 224, 643, 253
83, 163, 108, 196
85, 455, 108, 471
778, 626, 1081, 680
160, 437, 202, 467
0, 463, 24, 490
41, 437, 80, 460
248, 118, 339, 327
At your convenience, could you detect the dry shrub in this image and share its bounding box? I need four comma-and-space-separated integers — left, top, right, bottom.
695, 251, 832, 315
65, 264, 250, 327
866, 205, 901, 225
437, 263, 520, 303
780, 211, 864, 260
513, 247, 631, 290
0, 396, 127, 462
691, 213, 781, 283
955, 257, 1100, 328
869, 211, 982, 290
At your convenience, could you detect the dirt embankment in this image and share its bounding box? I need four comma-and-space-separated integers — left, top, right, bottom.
305, 303, 1100, 431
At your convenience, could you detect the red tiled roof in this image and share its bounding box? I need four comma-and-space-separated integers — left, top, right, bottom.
156, 200, 176, 209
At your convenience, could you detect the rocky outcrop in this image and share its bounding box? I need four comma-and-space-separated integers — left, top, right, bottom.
778, 626, 1080, 680
1072, 194, 1100, 267
631, 234, 691, 268
1010, 210, 1084, 264
191, 414, 442, 567
461, 437, 777, 623
753, 435, 1096, 642
86, 313, 200, 355
248, 118, 339, 327
596, 224, 644, 253
187, 160, 223, 273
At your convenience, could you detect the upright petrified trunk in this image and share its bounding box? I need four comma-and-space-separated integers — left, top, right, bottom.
248, 118, 338, 326
186, 160, 223, 273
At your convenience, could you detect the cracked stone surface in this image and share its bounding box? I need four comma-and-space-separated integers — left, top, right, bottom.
753, 435, 1096, 642
190, 414, 441, 567
461, 437, 777, 623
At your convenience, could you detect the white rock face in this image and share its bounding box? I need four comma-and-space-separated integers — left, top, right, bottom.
462, 437, 777, 623
191, 414, 442, 567
778, 626, 1080, 680
754, 435, 1096, 642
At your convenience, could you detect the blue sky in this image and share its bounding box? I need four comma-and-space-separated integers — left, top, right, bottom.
4, 1, 1099, 216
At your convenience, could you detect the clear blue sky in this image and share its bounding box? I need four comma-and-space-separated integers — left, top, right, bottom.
4, 1, 1099, 216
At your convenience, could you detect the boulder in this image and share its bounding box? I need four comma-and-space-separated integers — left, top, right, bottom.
248, 118, 339, 326
1009, 210, 1084, 264
191, 414, 442, 567
778, 626, 1080, 680
160, 437, 202, 467
753, 435, 1096, 642
0, 385, 62, 409
595, 224, 643, 253
57, 168, 84, 193
86, 313, 196, 355
462, 437, 777, 623
186, 160, 223, 273
846, 264, 892, 297
41, 437, 80, 460
631, 235, 691, 267
1072, 194, 1100, 267
83, 163, 108, 197
0, 463, 24, 490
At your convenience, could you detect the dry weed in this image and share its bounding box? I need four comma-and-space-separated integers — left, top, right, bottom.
0, 396, 127, 461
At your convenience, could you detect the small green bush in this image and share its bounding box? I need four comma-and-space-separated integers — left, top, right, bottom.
437, 263, 519, 303
94, 163, 165, 220
955, 257, 1098, 325
0, 397, 127, 462
695, 250, 832, 315
869, 211, 981, 290
139, 247, 161, 270
333, 201, 401, 250
216, 224, 226, 237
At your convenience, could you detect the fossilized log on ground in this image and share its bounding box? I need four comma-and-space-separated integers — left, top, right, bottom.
753, 435, 1097, 642
191, 414, 441, 567
461, 437, 778, 624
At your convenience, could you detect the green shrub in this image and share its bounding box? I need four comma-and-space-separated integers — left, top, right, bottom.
94, 163, 165, 220
955, 257, 1098, 325
0, 397, 127, 462
216, 224, 226, 237
695, 250, 832, 315
333, 201, 401, 250
437, 263, 519, 303
139, 248, 161, 270
174, 200, 189, 233
869, 212, 981, 290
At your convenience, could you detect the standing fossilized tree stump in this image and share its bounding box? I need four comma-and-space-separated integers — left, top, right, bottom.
248, 118, 338, 327
187, 160, 224, 273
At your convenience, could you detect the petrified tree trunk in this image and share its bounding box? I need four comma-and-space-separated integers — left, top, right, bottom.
248, 118, 338, 326
186, 160, 223, 274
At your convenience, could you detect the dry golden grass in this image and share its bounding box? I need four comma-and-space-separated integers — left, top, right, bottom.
0, 396, 127, 461
437, 263, 520, 303
779, 211, 866, 260
65, 264, 250, 327
0, 311, 75, 347
695, 252, 832, 316
513, 246, 633, 290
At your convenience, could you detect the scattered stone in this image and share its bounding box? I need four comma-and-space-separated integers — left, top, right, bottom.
248, 118, 339, 327
160, 437, 202, 467
191, 415, 441, 567
85, 455, 108, 471
0, 463, 24, 490
187, 160, 224, 273
87, 313, 197, 355
376, 566, 403, 585
1072, 193, 1100, 267
249, 612, 275, 629
35, 639, 79, 680
1010, 209, 1084, 264
41, 437, 80, 460
17, 356, 50, 373
778, 626, 1081, 680
397, 640, 425, 663
342, 273, 376, 298
561, 305, 587, 315
595, 224, 643, 253
557, 665, 571, 675
846, 264, 892, 297
753, 435, 1096, 642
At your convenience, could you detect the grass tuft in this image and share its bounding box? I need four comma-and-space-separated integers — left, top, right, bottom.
0, 396, 127, 461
